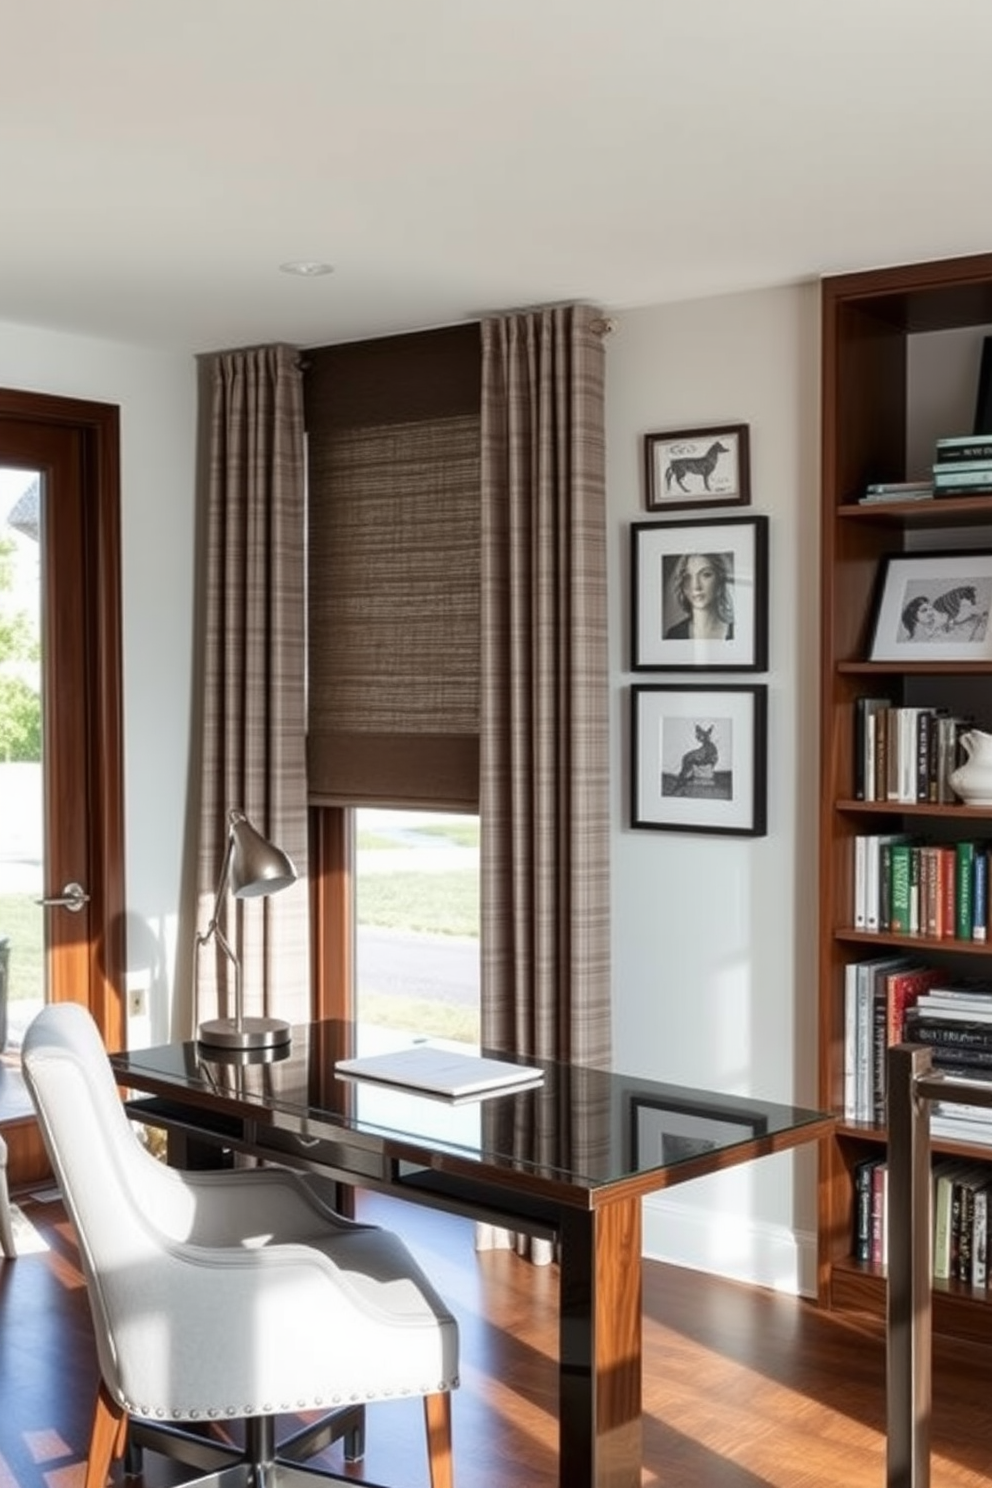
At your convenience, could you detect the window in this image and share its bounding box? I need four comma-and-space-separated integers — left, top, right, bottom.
304, 325, 483, 1023
355, 807, 479, 1046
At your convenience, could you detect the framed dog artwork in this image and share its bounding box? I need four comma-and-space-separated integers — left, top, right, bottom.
644, 423, 750, 512
630, 683, 768, 837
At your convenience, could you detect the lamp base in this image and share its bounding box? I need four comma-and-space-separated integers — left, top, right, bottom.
197, 1015, 292, 1053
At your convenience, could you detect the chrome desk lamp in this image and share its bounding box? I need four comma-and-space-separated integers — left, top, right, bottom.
195, 809, 297, 1053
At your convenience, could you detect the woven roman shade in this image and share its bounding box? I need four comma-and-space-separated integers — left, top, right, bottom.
304, 325, 482, 810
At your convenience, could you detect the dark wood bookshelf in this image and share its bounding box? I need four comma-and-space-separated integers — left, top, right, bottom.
818, 251, 992, 1339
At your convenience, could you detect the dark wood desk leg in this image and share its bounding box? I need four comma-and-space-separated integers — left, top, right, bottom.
559, 1198, 643, 1488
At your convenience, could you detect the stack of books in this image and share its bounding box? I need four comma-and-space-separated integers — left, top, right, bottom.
933, 434, 992, 498
858, 478, 933, 505
904, 982, 992, 1102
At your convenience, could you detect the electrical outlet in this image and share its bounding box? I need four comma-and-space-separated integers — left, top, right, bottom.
128, 986, 147, 1018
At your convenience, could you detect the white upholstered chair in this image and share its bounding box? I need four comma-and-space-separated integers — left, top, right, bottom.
0, 1131, 15, 1258
21, 1003, 458, 1488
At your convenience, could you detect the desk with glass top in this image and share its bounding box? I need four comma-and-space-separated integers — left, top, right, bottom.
111, 1023, 832, 1488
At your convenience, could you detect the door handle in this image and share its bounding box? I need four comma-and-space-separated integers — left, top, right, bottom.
37, 881, 90, 914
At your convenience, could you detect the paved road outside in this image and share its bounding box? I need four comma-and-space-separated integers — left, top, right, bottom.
358, 925, 478, 1007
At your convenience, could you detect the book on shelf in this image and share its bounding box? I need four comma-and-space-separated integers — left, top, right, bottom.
876, 835, 909, 933
905, 1014, 992, 1057
953, 1166, 990, 1280
922, 982, 992, 1005
933, 482, 992, 500
976, 851, 989, 943
957, 841, 976, 941
932, 461, 992, 483
853, 1156, 880, 1262
930, 1110, 992, 1151
935, 434, 992, 464
889, 841, 913, 933
843, 963, 859, 1119
871, 1159, 888, 1265
973, 1182, 991, 1286
888, 964, 944, 1041
853, 696, 892, 801
933, 1160, 968, 1280
858, 480, 934, 504
916, 979, 992, 1012
911, 984, 992, 1018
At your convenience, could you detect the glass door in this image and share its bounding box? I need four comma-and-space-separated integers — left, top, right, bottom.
0, 467, 42, 1056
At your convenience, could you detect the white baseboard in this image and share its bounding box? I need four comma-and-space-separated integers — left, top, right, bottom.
641, 1191, 818, 1298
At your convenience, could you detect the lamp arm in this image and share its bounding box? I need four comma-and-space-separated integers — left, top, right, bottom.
208, 826, 236, 927
193, 828, 243, 1032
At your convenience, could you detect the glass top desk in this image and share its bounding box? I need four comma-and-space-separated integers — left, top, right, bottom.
111, 1023, 833, 1488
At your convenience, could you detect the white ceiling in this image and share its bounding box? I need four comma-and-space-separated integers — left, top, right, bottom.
5, 0, 992, 354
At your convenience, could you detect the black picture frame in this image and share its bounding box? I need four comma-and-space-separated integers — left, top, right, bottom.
630, 515, 768, 672
867, 549, 992, 663
644, 423, 750, 512
975, 336, 992, 435
630, 1093, 769, 1171
631, 683, 768, 837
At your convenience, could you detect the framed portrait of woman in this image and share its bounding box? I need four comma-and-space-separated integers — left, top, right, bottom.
630, 515, 769, 671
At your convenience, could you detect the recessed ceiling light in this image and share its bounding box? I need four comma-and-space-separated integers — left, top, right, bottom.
279, 260, 334, 277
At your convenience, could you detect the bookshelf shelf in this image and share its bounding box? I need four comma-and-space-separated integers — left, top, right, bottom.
830, 1259, 992, 1345
835, 1115, 992, 1156
819, 252, 992, 1339
836, 799, 992, 819
839, 497, 992, 526
837, 660, 992, 677
835, 928, 992, 956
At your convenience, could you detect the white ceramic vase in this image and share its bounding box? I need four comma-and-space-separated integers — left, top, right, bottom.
949, 729, 992, 804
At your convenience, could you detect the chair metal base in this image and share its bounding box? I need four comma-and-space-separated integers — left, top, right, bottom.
126, 1406, 367, 1486
155, 1462, 362, 1488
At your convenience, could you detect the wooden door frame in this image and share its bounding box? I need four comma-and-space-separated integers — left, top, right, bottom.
0, 388, 125, 1052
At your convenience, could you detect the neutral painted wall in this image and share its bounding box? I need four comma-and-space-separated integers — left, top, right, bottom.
0, 321, 196, 1046
606, 281, 823, 1293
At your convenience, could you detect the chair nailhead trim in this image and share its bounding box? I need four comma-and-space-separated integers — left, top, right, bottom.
120, 1383, 460, 1421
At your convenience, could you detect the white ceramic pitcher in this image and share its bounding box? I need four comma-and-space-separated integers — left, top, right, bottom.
949, 728, 992, 804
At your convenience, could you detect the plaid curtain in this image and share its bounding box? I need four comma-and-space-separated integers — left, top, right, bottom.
480, 303, 611, 1068
191, 344, 310, 1034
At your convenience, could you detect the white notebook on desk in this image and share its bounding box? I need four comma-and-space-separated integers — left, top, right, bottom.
334, 1046, 544, 1100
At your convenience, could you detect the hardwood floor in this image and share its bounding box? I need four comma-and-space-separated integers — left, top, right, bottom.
3, 1184, 992, 1487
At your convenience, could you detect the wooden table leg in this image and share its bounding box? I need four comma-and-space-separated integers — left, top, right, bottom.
559, 1197, 643, 1488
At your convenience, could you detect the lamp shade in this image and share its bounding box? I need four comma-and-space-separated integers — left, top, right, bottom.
228, 813, 297, 899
